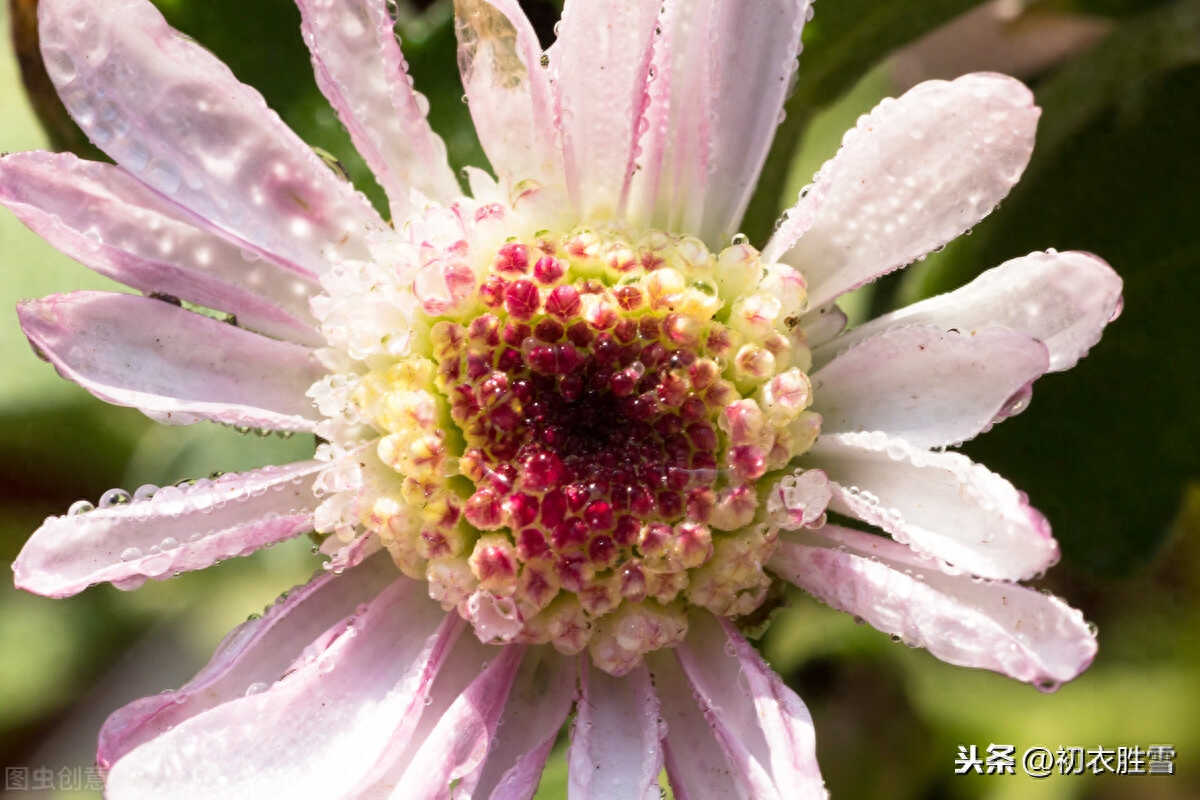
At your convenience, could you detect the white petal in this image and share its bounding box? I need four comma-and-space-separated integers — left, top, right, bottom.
805, 432, 1058, 581
104, 578, 459, 799
552, 0, 660, 219
767, 73, 1039, 307
568, 661, 663, 800
812, 250, 1123, 372
455, 0, 563, 191
771, 525, 1097, 688
673, 615, 825, 800
810, 324, 1048, 448
39, 0, 381, 274
297, 0, 460, 219
18, 292, 322, 430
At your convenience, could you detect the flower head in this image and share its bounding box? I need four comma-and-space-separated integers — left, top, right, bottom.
4, 0, 1122, 796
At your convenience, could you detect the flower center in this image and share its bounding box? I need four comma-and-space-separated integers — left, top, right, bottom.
316, 216, 819, 674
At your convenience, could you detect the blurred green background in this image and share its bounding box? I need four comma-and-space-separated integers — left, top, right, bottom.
1, 0, 1198, 797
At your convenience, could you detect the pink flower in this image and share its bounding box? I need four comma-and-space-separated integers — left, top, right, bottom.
3, 0, 1122, 797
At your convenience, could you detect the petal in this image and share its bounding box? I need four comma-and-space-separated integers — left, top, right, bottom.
0, 151, 322, 345
770, 525, 1097, 688
812, 250, 1123, 373
552, 0, 660, 219
297, 0, 460, 219
39, 0, 381, 275
18, 291, 324, 429
673, 614, 825, 800
459, 649, 578, 800
697, 0, 811, 245
809, 324, 1049, 448
14, 460, 324, 598
798, 304, 847, 350
454, 0, 563, 191
383, 644, 526, 798
568, 661, 664, 800
646, 650, 744, 800
805, 432, 1058, 580
104, 578, 459, 799
767, 73, 1039, 308
98, 553, 398, 767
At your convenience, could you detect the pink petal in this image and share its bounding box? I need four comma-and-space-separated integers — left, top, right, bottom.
552, 0, 660, 219
459, 649, 578, 800
812, 250, 1123, 373
455, 0, 563, 191
18, 291, 323, 429
104, 578, 459, 799
767, 73, 1039, 308
809, 324, 1049, 448
38, 0, 381, 275
0, 151, 322, 345
382, 645, 526, 798
805, 432, 1058, 581
770, 526, 1097, 688
297, 0, 460, 219
14, 460, 325, 598
98, 553, 399, 768
568, 661, 664, 800
646, 650, 743, 800
697, 0, 812, 245
626, 0, 712, 233
673, 614, 826, 800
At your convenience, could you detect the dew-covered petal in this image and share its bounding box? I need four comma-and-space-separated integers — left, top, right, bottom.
458, 649, 578, 800
697, 0, 811, 245
98, 553, 398, 767
18, 291, 324, 429
14, 460, 325, 598
673, 614, 825, 800
552, 0, 660, 219
646, 650, 744, 800
770, 525, 1097, 687
811, 250, 1123, 373
798, 304, 847, 350
39, 0, 381, 275
0, 151, 322, 345
381, 644, 526, 799
805, 432, 1058, 581
297, 0, 459, 219
767, 73, 1039, 308
809, 324, 1049, 448
104, 578, 459, 800
568, 661, 663, 800
454, 0, 563, 191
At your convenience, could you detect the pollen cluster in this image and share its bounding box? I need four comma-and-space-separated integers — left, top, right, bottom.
320, 215, 819, 674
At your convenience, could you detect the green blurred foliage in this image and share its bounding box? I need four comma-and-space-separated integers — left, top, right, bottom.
1, 0, 1198, 798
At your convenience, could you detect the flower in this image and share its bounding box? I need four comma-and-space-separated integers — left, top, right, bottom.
2, 0, 1123, 796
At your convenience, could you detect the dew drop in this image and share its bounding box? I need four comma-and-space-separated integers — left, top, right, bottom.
99, 488, 132, 508
244, 682, 270, 697
68, 500, 94, 516
119, 547, 143, 562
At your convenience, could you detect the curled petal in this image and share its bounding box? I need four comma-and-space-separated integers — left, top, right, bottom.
770, 525, 1097, 688
810, 324, 1049, 448
672, 614, 825, 800
805, 432, 1058, 581
104, 578, 459, 799
98, 553, 398, 767
767, 73, 1039, 307
297, 0, 460, 219
15, 460, 325, 598
454, 0, 563, 191
459, 649, 578, 800
552, 0, 660, 219
812, 250, 1123, 373
38, 0, 381, 274
0, 151, 322, 345
19, 292, 323, 429
568, 661, 664, 800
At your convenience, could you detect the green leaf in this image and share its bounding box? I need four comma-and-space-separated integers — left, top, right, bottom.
740, 0, 992, 244
906, 0, 1200, 576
